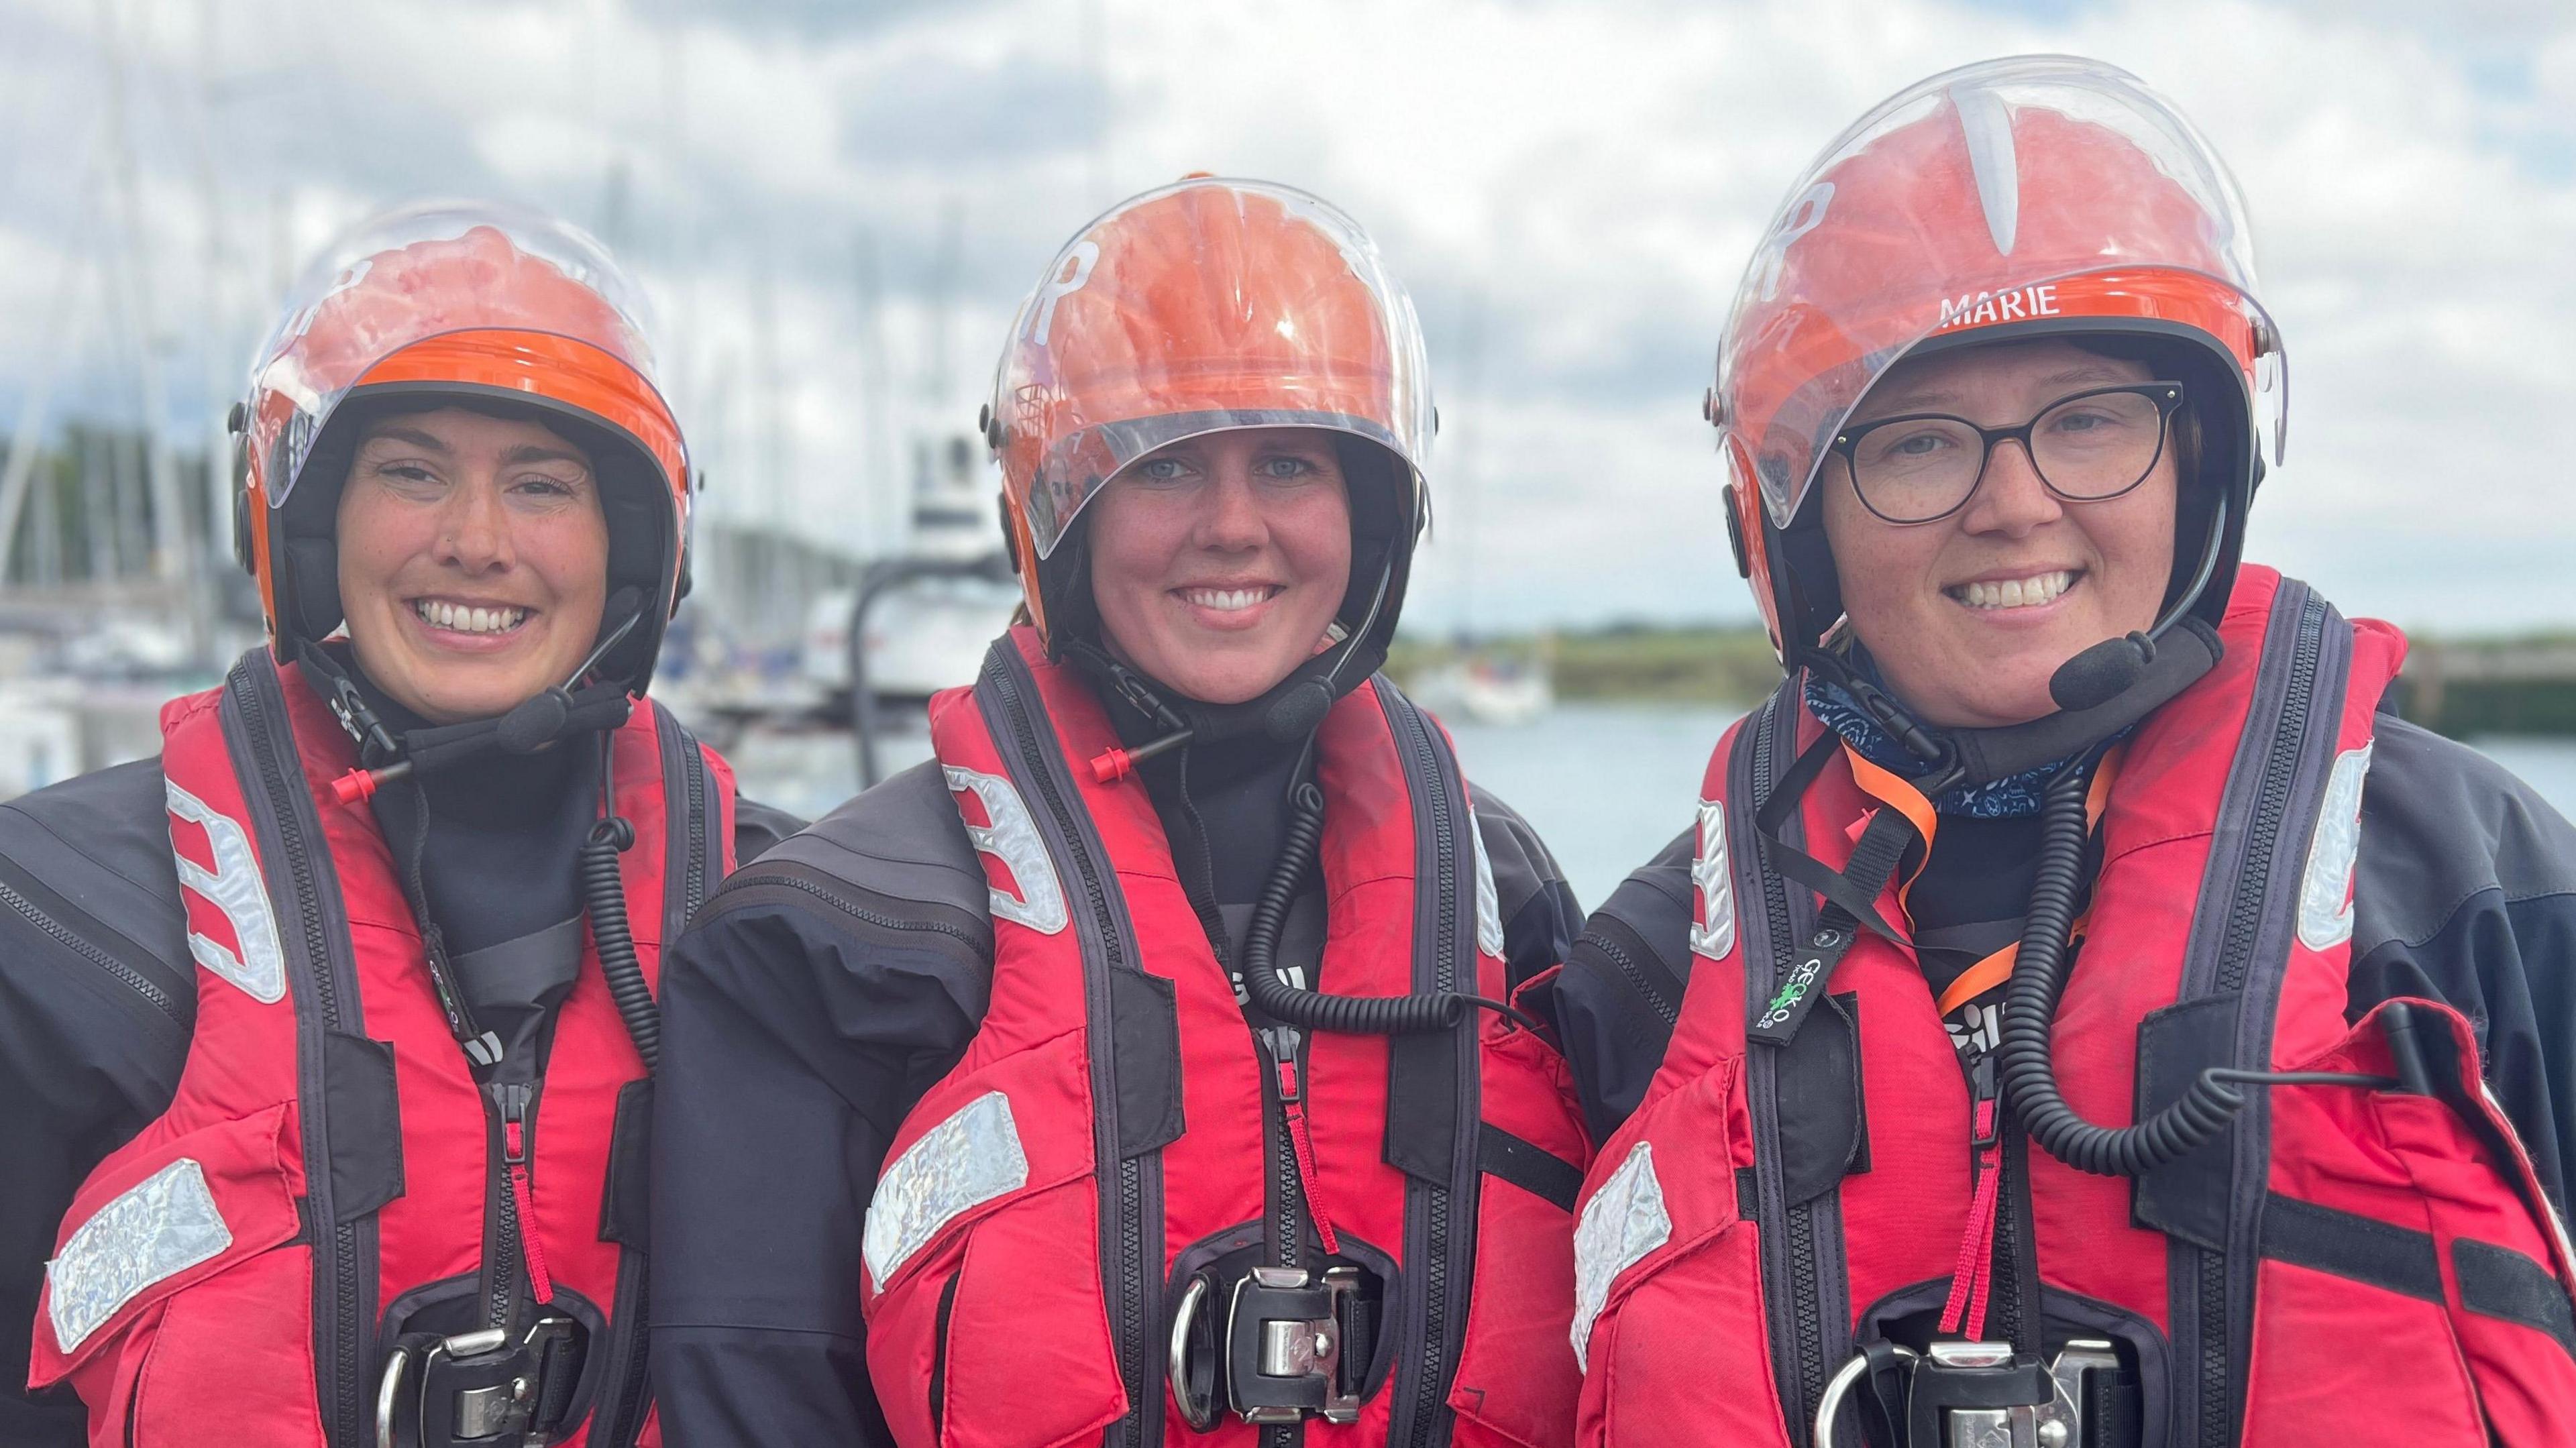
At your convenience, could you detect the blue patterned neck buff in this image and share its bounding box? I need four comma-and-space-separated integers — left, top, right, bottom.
1800, 663, 2064, 820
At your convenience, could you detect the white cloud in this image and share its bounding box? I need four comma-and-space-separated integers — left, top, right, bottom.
1, 0, 2569, 634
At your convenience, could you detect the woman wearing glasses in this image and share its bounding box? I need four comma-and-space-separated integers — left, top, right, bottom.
1552, 57, 2576, 1447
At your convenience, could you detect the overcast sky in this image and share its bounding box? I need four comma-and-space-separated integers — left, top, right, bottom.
3, 0, 2571, 638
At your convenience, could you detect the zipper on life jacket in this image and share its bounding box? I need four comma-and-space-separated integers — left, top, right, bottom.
482, 1082, 537, 1330
228, 662, 370, 1448
1744, 692, 1835, 1443
2190, 588, 2330, 1447
676, 718, 710, 916
1387, 691, 1464, 1448
1260, 1022, 1317, 1448
1937, 1052, 2033, 1350
591, 718, 710, 1448
983, 653, 1156, 1448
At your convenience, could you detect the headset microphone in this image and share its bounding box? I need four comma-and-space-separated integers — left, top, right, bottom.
2046, 494, 2230, 714
2048, 631, 2157, 713
334, 589, 651, 805
496, 588, 648, 754
1264, 679, 1336, 743
1265, 552, 1395, 743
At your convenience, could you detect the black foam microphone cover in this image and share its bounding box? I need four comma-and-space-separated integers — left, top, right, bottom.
498, 688, 574, 754
2049, 631, 2157, 714
1265, 679, 1336, 743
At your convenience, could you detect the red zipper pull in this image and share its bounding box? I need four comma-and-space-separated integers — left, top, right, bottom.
497, 1087, 555, 1305
1939, 1055, 2005, 1339
1271, 1045, 1341, 1256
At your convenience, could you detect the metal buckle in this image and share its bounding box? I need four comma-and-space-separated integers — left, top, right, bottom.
1221, 1265, 1362, 1426
1815, 1339, 2123, 1448
1169, 1273, 1224, 1431
374, 1315, 582, 1447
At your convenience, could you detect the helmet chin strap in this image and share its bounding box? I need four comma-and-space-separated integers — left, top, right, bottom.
317, 588, 649, 806
1082, 550, 1397, 785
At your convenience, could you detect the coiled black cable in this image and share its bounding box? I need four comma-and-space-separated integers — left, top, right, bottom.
580, 816, 661, 1071
1996, 754, 2393, 1177
1239, 778, 1537, 1036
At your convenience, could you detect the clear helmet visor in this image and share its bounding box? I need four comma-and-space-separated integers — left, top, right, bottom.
1715, 55, 2286, 531
249, 201, 672, 506
991, 177, 1434, 559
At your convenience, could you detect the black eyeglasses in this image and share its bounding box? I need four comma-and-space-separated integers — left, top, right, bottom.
1829, 382, 2188, 524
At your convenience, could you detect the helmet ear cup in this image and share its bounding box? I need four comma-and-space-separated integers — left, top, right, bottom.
1773, 501, 1843, 660
231, 482, 256, 578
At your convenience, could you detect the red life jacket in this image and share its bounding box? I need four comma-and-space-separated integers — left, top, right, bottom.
28, 651, 734, 1448
1568, 567, 2576, 1447
861, 627, 1589, 1448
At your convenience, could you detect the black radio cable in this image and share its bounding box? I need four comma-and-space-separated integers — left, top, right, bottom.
1994, 750, 2392, 1176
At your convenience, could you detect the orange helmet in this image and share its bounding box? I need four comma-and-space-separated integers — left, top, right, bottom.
233, 202, 692, 691
1713, 56, 2286, 661
985, 176, 1433, 649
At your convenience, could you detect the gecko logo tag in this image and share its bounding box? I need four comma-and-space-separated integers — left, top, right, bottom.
943, 765, 1069, 934
164, 779, 286, 1004
1754, 927, 1842, 1036
1756, 952, 1829, 1032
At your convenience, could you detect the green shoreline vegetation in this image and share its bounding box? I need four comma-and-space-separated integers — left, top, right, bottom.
1393, 624, 2576, 738
1391, 624, 1783, 706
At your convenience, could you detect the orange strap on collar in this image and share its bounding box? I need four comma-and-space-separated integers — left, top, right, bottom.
1930, 745, 2124, 1018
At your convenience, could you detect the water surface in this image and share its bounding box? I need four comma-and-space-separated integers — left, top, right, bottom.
727, 703, 2576, 913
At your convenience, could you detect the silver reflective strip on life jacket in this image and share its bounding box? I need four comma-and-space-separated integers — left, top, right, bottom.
1570, 1140, 1671, 1369
46, 1158, 233, 1352
864, 1091, 1030, 1293
2297, 742, 2373, 952
1469, 805, 1505, 958
1689, 797, 1736, 960
943, 765, 1070, 935
164, 777, 288, 1004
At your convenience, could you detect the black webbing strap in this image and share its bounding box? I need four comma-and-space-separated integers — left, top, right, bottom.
1748, 734, 1926, 1047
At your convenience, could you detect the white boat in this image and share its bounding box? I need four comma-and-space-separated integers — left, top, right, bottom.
1410, 652, 1556, 727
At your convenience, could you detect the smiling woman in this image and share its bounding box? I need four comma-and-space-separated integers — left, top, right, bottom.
0, 204, 803, 1448
647, 176, 1592, 1448
1821, 339, 2181, 728
1085, 426, 1354, 705
335, 405, 611, 724
1554, 57, 2576, 1448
